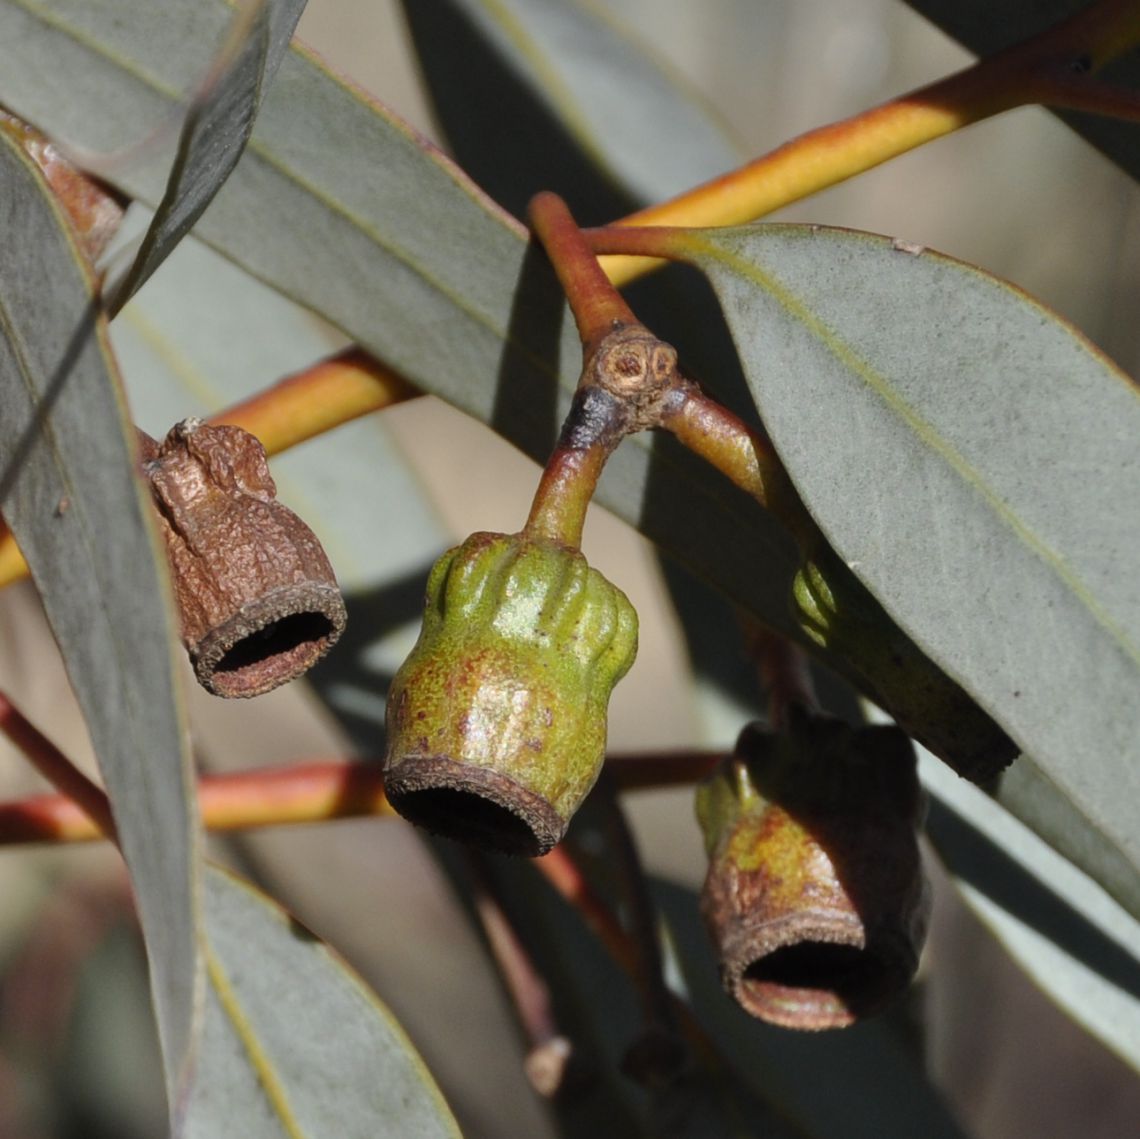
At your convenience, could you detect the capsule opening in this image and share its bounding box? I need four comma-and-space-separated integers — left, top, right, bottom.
201, 611, 339, 698
392, 787, 545, 856
215, 612, 335, 675
735, 941, 896, 1028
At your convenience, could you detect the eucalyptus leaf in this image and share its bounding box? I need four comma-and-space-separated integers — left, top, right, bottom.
0, 0, 804, 648
110, 0, 308, 311
186, 865, 461, 1139
919, 748, 1140, 1073
676, 223, 1140, 918
401, 0, 742, 220
0, 128, 201, 1127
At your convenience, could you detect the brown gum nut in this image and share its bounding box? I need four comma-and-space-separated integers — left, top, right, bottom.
698, 722, 930, 1029
143, 418, 346, 698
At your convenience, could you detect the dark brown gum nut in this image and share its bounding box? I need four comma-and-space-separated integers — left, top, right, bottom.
143, 418, 346, 698
383, 531, 638, 857
695, 716, 930, 1029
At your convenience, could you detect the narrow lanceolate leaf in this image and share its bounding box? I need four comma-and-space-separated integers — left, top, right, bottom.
0, 130, 201, 1125
109, 0, 308, 312
675, 224, 1140, 920
0, 0, 803, 646
919, 748, 1140, 1074
187, 866, 460, 1139
401, 0, 741, 218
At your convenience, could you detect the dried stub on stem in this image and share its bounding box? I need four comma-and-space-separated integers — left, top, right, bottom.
696, 712, 930, 1029
142, 418, 346, 698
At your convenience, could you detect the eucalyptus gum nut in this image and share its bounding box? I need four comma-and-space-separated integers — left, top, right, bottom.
791, 542, 1017, 784
384, 532, 638, 856
695, 716, 930, 1030
143, 419, 347, 698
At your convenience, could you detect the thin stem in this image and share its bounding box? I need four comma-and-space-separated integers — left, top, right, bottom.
658, 388, 777, 512
522, 443, 609, 548
746, 625, 819, 731
524, 195, 682, 548
0, 753, 723, 847
466, 854, 572, 1098
0, 690, 115, 839
528, 191, 636, 349
536, 845, 639, 976
0, 759, 394, 845
597, 0, 1140, 285
1033, 74, 1140, 121
606, 750, 722, 791
594, 774, 676, 1037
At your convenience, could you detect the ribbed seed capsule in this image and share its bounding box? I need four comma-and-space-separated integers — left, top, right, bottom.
696, 714, 930, 1030
384, 531, 638, 856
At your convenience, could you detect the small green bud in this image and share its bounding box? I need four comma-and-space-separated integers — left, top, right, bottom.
384, 532, 638, 856
792, 542, 1017, 783
696, 714, 929, 1030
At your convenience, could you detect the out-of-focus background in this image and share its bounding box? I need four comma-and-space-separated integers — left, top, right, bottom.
1, 1, 1139, 1136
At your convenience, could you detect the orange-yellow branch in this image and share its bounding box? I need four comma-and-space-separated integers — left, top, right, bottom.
0, 752, 718, 846
219, 347, 418, 454
600, 0, 1140, 285
0, 349, 419, 588
0, 760, 395, 845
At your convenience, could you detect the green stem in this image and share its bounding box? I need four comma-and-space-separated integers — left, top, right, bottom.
523, 441, 610, 549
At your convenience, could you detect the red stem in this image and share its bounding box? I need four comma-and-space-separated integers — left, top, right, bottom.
0, 690, 116, 839
0, 751, 724, 847
528, 192, 637, 350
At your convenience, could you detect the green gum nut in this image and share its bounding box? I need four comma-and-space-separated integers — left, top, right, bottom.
384, 531, 638, 856
695, 714, 930, 1030
792, 541, 1017, 784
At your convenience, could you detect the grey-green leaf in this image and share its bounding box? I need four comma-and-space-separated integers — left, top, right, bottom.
680, 223, 1140, 919
109, 0, 308, 312
401, 0, 742, 219
920, 747, 1140, 1073
0, 129, 201, 1126
187, 865, 461, 1139
0, 0, 801, 656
